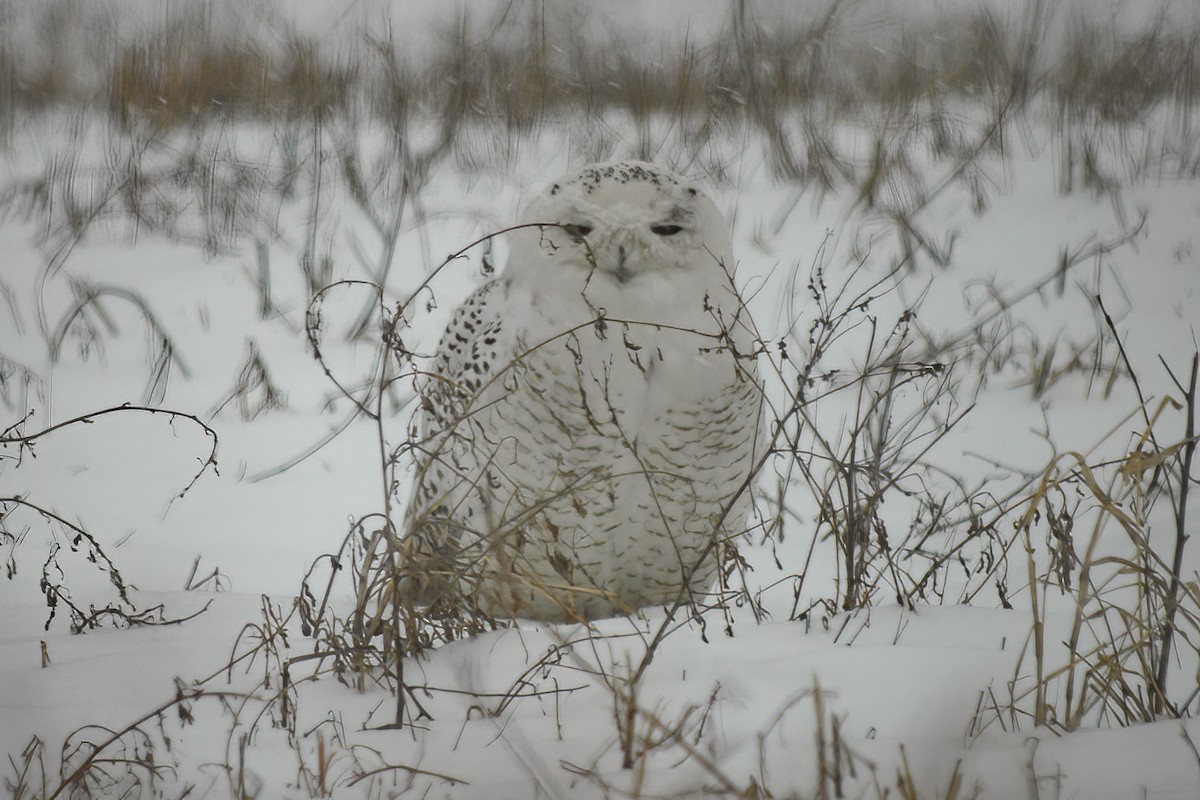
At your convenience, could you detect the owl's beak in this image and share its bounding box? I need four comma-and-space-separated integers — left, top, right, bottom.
614, 244, 631, 283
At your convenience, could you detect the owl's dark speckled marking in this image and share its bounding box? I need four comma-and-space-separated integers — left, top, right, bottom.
550, 162, 686, 197
404, 160, 762, 621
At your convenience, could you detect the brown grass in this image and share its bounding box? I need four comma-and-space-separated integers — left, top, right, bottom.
0, 1, 1197, 139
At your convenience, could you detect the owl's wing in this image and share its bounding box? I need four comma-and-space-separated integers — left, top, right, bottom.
400, 278, 521, 617
418, 279, 508, 428
407, 278, 509, 519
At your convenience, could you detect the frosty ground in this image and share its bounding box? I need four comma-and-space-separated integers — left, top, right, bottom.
2, 0, 1200, 797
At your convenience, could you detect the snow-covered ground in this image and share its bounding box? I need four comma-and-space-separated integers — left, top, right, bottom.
2, 2, 1199, 798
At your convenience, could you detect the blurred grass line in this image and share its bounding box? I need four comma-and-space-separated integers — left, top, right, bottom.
0, 0, 1197, 133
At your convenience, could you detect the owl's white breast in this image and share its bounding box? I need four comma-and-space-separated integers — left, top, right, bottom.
504, 268, 741, 436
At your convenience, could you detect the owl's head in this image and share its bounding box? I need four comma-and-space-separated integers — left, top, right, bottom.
506, 161, 734, 293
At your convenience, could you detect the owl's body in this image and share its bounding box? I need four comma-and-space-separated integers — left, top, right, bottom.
404, 162, 761, 621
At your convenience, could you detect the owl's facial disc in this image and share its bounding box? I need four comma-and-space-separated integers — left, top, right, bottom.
510, 160, 733, 293
561, 208, 694, 284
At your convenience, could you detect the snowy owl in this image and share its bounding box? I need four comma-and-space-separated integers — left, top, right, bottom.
402, 161, 763, 622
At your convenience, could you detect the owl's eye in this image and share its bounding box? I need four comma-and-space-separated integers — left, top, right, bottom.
561, 223, 593, 241
650, 224, 684, 236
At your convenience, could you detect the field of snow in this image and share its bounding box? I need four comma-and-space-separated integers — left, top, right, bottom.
2, 1, 1199, 798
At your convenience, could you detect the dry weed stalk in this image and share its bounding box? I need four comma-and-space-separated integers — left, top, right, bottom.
993, 348, 1199, 732
1, 405, 218, 631
754, 241, 986, 619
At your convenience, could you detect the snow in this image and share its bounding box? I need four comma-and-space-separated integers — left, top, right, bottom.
2, 2, 1200, 798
